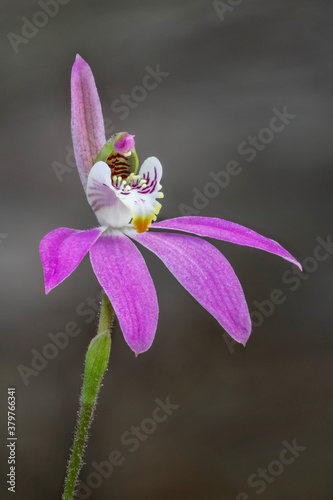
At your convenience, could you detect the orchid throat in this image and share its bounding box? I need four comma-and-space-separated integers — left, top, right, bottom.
86, 132, 164, 233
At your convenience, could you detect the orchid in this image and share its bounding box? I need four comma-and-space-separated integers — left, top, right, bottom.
40, 54, 301, 356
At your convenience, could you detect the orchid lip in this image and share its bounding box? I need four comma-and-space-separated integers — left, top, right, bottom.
86, 157, 164, 234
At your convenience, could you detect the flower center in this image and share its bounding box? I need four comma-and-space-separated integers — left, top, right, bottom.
92, 133, 163, 233
111, 171, 148, 193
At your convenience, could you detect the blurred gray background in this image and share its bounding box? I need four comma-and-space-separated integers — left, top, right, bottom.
1, 0, 333, 498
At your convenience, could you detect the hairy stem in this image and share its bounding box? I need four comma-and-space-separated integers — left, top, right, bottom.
62, 292, 113, 500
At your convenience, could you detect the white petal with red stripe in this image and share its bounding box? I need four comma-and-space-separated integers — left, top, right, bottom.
117, 156, 163, 233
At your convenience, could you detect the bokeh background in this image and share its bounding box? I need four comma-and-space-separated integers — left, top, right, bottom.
1, 0, 333, 498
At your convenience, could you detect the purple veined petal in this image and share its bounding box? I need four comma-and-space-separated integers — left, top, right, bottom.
152, 216, 302, 269
120, 156, 164, 233
89, 235, 159, 355
132, 232, 251, 345
86, 161, 132, 227
71, 55, 106, 189
40, 227, 105, 294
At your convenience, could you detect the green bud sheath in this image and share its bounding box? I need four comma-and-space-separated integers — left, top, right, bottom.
82, 294, 113, 406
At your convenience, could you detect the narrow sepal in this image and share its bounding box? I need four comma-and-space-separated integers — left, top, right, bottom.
89, 235, 159, 354
132, 231, 251, 344
152, 216, 302, 269
40, 227, 104, 293
71, 55, 106, 189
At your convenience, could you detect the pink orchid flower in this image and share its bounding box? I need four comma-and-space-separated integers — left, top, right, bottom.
40, 55, 301, 355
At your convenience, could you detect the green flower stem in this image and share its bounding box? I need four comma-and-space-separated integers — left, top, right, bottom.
62, 292, 113, 500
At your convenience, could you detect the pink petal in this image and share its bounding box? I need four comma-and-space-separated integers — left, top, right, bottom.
89, 235, 158, 355
71, 55, 106, 189
40, 227, 104, 294
152, 216, 301, 269
132, 232, 251, 344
